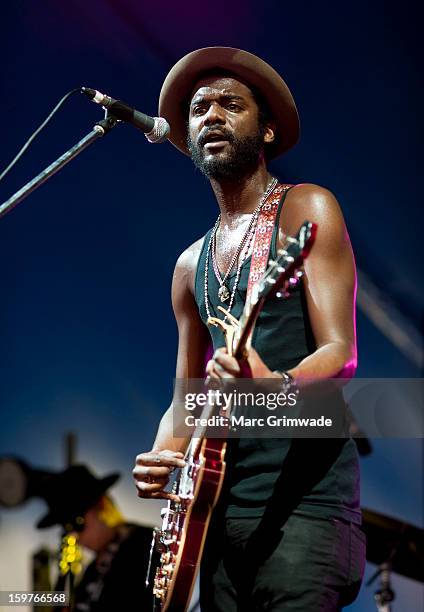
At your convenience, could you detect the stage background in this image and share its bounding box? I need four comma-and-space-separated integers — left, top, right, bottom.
1, 1, 422, 610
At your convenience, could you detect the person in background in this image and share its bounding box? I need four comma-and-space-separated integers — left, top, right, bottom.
37, 464, 153, 611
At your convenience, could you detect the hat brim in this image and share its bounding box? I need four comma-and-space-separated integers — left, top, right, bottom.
159, 47, 300, 160
36, 473, 120, 529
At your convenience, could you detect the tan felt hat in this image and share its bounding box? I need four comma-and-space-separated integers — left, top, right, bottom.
159, 47, 300, 159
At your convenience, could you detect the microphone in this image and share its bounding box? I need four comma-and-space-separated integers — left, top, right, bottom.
81, 87, 170, 143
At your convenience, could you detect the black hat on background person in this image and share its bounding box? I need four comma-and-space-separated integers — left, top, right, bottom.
36, 464, 120, 530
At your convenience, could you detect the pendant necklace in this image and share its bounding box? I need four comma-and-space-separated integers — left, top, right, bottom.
204, 177, 278, 319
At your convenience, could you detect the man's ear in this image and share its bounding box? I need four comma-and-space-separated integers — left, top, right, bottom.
264, 122, 276, 145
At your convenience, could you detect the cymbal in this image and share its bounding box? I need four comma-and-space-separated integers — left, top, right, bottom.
362, 507, 424, 583
0, 456, 54, 507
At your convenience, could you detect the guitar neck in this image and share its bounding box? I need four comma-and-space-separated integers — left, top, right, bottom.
231, 297, 264, 360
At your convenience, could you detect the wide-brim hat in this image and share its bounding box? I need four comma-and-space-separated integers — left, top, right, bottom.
36, 464, 120, 529
159, 46, 300, 160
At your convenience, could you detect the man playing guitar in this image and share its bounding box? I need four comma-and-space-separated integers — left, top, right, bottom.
133, 47, 365, 611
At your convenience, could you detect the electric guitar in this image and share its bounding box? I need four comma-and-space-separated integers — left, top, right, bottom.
149, 220, 317, 611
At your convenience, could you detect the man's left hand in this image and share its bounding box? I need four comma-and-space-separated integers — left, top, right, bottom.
205, 347, 276, 382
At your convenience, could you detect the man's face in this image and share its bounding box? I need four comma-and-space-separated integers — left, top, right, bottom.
187, 76, 272, 179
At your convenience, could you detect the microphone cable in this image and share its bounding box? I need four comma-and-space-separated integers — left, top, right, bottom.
0, 88, 81, 183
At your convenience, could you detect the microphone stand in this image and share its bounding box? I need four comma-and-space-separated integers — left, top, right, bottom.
0, 112, 119, 220
367, 562, 395, 612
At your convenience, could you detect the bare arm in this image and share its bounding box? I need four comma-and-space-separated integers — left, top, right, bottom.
133, 239, 210, 499
280, 184, 357, 380
152, 243, 211, 452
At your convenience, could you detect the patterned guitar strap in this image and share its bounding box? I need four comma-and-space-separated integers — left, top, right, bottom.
246, 183, 293, 303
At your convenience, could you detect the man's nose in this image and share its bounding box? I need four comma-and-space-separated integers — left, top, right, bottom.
203, 102, 225, 125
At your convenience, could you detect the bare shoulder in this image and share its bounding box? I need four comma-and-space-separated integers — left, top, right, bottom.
173, 235, 206, 297
281, 183, 348, 242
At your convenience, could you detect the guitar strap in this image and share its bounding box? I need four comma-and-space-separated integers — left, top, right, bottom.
246, 183, 293, 303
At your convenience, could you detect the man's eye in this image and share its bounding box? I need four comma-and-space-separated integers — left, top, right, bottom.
227, 103, 241, 111
192, 106, 206, 116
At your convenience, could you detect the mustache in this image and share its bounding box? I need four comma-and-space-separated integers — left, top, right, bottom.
197, 128, 235, 148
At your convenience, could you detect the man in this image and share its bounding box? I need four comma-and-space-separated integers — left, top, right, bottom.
133, 47, 366, 610
37, 464, 153, 611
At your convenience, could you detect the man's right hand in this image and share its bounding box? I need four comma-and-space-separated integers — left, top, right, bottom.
133, 450, 186, 501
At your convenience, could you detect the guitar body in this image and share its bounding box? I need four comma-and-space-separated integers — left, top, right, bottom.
153, 438, 227, 611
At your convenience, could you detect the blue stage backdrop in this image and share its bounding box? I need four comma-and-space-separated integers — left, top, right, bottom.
0, 2, 422, 610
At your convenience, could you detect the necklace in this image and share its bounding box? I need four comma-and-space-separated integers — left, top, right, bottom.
211, 177, 277, 302
211, 218, 251, 303
204, 177, 278, 319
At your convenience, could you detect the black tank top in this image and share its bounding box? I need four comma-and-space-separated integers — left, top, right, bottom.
194, 188, 361, 524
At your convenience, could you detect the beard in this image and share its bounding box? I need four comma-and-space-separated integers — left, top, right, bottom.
187, 126, 266, 180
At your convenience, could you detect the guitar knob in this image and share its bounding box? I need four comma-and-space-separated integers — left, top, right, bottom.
276, 291, 290, 299
162, 551, 174, 565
